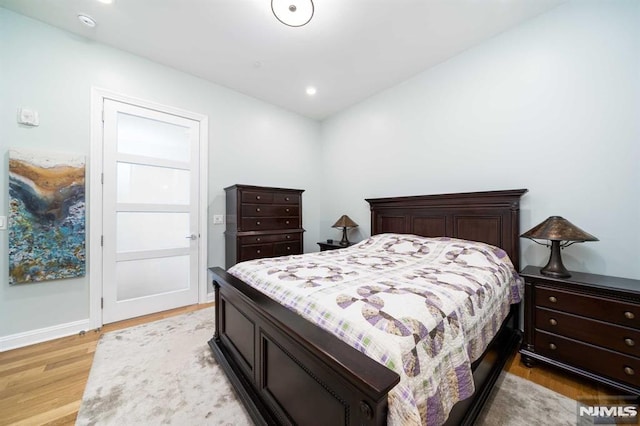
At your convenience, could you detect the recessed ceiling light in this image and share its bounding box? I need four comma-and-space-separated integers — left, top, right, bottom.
78, 14, 96, 27
306, 86, 317, 96
96, 0, 113, 4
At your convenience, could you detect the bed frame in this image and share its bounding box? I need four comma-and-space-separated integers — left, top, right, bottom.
208, 189, 527, 425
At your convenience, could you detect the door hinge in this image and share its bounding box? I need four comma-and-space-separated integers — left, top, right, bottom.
101, 173, 104, 184
101, 297, 104, 309
101, 109, 104, 122
101, 235, 104, 246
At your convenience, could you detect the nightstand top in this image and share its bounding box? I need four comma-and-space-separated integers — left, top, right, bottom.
520, 265, 640, 295
317, 241, 355, 250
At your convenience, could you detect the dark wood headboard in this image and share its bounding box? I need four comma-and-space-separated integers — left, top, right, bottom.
366, 189, 528, 271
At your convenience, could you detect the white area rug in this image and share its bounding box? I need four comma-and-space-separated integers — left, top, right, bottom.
77, 307, 577, 425
476, 372, 577, 426
77, 308, 251, 425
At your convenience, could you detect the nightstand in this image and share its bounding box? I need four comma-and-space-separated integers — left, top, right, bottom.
519, 265, 640, 395
317, 241, 355, 251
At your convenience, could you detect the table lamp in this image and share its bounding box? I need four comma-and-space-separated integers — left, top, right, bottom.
332, 215, 358, 245
520, 216, 598, 278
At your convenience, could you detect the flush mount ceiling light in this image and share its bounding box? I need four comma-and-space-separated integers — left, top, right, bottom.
306, 86, 317, 96
271, 0, 314, 27
78, 14, 96, 27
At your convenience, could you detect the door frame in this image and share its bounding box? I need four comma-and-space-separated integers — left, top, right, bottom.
89, 87, 209, 329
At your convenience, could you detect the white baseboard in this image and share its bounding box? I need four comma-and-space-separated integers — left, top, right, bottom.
1, 300, 214, 352
0, 318, 92, 352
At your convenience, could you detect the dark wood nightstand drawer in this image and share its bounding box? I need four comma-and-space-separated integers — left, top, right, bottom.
241, 204, 299, 217
274, 241, 301, 256
536, 285, 640, 329
535, 330, 639, 388
536, 307, 640, 357
241, 217, 300, 231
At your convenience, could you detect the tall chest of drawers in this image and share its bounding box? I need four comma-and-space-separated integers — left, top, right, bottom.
520, 265, 640, 395
224, 184, 304, 269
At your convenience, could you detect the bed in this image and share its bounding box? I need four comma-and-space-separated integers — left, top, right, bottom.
208, 189, 527, 425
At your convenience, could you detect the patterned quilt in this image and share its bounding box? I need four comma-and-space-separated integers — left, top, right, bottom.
228, 233, 523, 425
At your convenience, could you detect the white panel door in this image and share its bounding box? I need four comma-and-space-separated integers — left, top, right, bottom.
102, 99, 199, 323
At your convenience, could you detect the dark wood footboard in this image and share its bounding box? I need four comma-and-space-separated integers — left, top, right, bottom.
209, 267, 400, 426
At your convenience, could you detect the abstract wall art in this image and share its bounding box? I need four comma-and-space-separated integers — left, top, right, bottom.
8, 149, 86, 284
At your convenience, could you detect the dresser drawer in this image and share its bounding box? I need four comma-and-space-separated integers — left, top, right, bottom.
241, 217, 300, 231
241, 204, 299, 217
273, 193, 300, 204
536, 307, 640, 357
536, 285, 639, 329
535, 330, 639, 388
239, 244, 274, 261
274, 241, 301, 256
241, 191, 274, 204
239, 233, 300, 245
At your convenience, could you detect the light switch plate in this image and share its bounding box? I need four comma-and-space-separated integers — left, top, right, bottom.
17, 108, 40, 126
213, 215, 224, 225
0, 216, 6, 230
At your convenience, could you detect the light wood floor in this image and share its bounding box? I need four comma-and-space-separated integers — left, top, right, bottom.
0, 304, 620, 426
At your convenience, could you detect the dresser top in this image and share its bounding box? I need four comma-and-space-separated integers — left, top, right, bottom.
224, 184, 304, 193
520, 265, 640, 295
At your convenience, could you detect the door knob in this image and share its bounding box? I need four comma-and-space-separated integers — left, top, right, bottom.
185, 234, 197, 240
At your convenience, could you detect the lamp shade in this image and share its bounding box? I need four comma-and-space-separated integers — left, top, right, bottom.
520, 216, 598, 242
332, 215, 358, 229
521, 216, 598, 278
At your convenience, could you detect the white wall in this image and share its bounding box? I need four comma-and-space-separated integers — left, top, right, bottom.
320, 0, 640, 279
0, 9, 321, 345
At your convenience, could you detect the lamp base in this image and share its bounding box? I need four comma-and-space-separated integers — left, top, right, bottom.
540, 240, 571, 278
339, 227, 349, 245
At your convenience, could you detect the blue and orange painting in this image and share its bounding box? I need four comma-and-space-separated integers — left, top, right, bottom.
9, 149, 86, 284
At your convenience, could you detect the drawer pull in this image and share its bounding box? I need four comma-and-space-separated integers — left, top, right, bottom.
256, 208, 261, 212
287, 246, 291, 251
256, 250, 261, 254
549, 343, 557, 350
256, 195, 261, 200
256, 238, 261, 242
549, 319, 557, 326
286, 235, 291, 239
256, 221, 261, 225
548, 296, 557, 303
286, 208, 290, 213
285, 197, 290, 201
624, 338, 635, 347
285, 220, 290, 224
624, 366, 635, 376
624, 311, 635, 320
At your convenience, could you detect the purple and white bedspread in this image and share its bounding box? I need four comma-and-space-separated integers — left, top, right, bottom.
228, 233, 523, 425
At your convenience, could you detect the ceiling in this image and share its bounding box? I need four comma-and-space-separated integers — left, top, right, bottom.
0, 0, 564, 120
